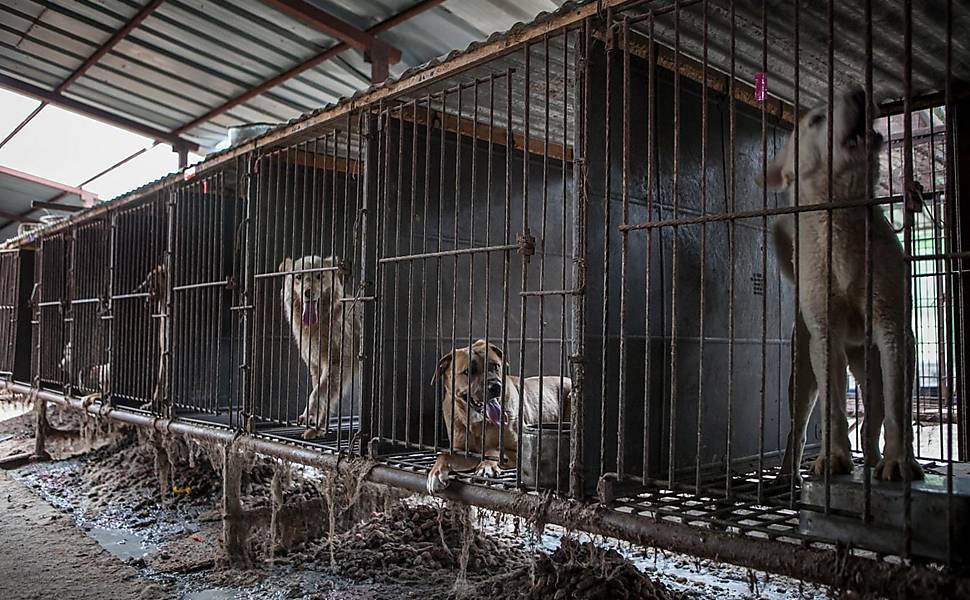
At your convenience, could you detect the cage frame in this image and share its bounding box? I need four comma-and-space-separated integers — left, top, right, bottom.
1, 0, 969, 593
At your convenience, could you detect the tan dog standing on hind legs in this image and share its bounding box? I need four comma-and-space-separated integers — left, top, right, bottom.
768, 85, 922, 482
280, 255, 361, 440
426, 339, 571, 494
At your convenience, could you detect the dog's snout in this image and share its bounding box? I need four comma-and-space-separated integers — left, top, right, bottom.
487, 381, 503, 400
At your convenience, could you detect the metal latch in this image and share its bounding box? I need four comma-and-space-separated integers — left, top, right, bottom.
517, 230, 536, 263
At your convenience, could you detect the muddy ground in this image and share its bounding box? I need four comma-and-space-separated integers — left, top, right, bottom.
0, 399, 828, 599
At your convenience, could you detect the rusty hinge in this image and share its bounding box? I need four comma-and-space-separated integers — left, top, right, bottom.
517, 230, 536, 263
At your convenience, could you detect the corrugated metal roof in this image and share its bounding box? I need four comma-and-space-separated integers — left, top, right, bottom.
4, 0, 970, 249
0, 0, 565, 151
631, 0, 970, 111
0, 165, 95, 241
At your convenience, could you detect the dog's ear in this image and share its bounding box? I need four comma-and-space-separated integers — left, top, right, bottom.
279, 257, 293, 273
764, 142, 794, 190
431, 352, 453, 386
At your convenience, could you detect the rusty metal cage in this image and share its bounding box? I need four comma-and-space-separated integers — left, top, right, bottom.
66, 217, 111, 399
110, 193, 168, 411
246, 117, 366, 451
0, 249, 33, 383
4, 0, 970, 589
35, 233, 68, 391
168, 163, 246, 427
368, 41, 579, 495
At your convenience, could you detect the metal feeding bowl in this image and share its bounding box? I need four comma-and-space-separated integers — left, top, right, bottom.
520, 422, 570, 492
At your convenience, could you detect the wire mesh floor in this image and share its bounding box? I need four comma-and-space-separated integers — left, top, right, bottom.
253, 416, 361, 454
375, 445, 951, 562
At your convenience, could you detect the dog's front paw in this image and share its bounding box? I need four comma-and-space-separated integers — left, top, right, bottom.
301, 428, 321, 440
811, 451, 853, 478
427, 464, 451, 494
875, 454, 924, 481
475, 459, 502, 479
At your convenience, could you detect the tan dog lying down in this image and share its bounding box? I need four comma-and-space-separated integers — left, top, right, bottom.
426, 340, 571, 494
280, 255, 361, 440
768, 85, 922, 482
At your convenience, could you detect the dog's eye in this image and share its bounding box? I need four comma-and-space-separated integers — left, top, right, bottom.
488, 363, 499, 372
809, 114, 825, 128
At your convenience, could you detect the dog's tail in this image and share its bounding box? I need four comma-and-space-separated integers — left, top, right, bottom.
772, 216, 795, 282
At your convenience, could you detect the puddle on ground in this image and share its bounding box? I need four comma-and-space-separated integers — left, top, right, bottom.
85, 524, 159, 561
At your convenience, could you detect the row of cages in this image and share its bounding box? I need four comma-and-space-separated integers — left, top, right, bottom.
2, 0, 970, 570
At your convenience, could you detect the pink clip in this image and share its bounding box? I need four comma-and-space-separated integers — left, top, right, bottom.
754, 72, 768, 102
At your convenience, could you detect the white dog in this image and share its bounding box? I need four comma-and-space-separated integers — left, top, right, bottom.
767, 86, 923, 482
279, 255, 360, 440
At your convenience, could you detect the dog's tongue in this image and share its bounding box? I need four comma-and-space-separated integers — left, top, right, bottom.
302, 299, 319, 325
485, 398, 504, 426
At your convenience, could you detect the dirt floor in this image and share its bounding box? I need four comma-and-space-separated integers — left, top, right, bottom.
0, 398, 829, 600
0, 469, 164, 600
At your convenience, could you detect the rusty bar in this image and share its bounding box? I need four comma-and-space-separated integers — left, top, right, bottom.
902, 0, 914, 557
619, 195, 907, 231
572, 19, 591, 500
725, 0, 736, 499
823, 0, 834, 516
668, 0, 681, 490
500, 65, 514, 470
616, 16, 630, 480
418, 95, 433, 448
599, 13, 614, 481
558, 27, 570, 495
515, 40, 532, 485
532, 32, 549, 489
481, 74, 494, 467
391, 96, 405, 444
757, 0, 768, 504
862, 0, 874, 523
405, 98, 419, 449
376, 104, 391, 445
378, 244, 518, 263
695, 0, 708, 496
451, 83, 462, 460
641, 8, 656, 486
945, 0, 957, 567
432, 93, 445, 456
